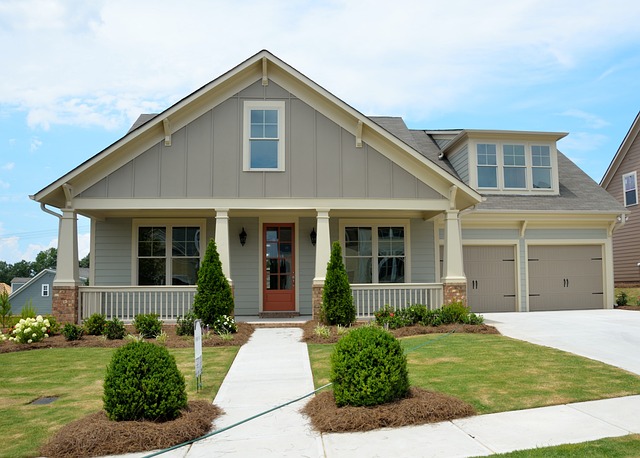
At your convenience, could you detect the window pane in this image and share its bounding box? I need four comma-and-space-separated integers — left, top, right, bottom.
251, 110, 264, 124
172, 258, 199, 285
173, 227, 200, 257
346, 257, 372, 283
624, 174, 636, 192
504, 167, 526, 188
264, 124, 278, 138
139, 258, 166, 285
532, 168, 551, 189
477, 144, 497, 165
264, 109, 278, 124
503, 145, 525, 166
378, 257, 405, 283
138, 227, 165, 257
532, 145, 550, 166
250, 140, 278, 168
626, 190, 638, 206
250, 124, 263, 138
478, 166, 497, 187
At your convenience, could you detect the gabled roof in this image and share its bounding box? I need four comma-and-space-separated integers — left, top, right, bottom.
32, 50, 481, 211
9, 268, 88, 299
601, 111, 640, 188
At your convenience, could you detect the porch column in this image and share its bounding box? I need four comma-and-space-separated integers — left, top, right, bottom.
442, 209, 467, 305
215, 209, 232, 284
53, 208, 81, 324
312, 209, 331, 319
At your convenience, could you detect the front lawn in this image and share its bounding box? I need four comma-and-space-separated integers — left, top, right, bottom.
0, 346, 239, 458
486, 434, 640, 457
307, 333, 640, 414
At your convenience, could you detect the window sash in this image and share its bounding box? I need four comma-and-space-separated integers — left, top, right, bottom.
244, 101, 285, 171
624, 172, 638, 206
344, 225, 405, 283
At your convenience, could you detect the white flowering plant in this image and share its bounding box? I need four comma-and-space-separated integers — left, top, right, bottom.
8, 315, 50, 344
212, 314, 237, 334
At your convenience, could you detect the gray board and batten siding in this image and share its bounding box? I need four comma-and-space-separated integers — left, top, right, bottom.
8, 270, 56, 316
79, 81, 444, 202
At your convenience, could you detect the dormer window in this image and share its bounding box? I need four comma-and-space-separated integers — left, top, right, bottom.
473, 141, 558, 193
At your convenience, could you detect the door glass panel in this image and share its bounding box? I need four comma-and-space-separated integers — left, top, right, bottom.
266, 243, 278, 258
280, 274, 292, 290
266, 229, 278, 242
280, 227, 292, 242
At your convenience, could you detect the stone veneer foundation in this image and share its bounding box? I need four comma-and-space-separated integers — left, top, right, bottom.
312, 282, 324, 320
443, 282, 467, 305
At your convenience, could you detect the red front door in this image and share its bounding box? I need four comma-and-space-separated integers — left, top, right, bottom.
263, 224, 295, 311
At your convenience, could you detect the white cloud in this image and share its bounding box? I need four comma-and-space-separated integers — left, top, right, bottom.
2, 162, 15, 171
29, 137, 42, 152
561, 110, 610, 129
1, 0, 640, 131
0, 180, 9, 189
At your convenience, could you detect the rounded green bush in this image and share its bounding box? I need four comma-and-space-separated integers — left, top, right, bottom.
103, 341, 187, 421
133, 313, 163, 338
103, 318, 126, 340
330, 326, 409, 407
84, 313, 107, 336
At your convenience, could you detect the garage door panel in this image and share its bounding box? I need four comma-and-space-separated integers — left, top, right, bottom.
528, 245, 603, 311
464, 246, 517, 313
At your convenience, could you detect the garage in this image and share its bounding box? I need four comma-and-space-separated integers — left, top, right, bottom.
464, 245, 517, 313
528, 245, 604, 311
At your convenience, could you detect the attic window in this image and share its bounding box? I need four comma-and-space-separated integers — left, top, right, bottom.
623, 171, 638, 206
243, 101, 285, 171
41, 284, 49, 297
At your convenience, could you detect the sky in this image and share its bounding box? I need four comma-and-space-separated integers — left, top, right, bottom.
1, 0, 640, 264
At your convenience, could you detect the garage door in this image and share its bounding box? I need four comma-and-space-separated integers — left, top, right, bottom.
528, 245, 603, 311
464, 246, 517, 313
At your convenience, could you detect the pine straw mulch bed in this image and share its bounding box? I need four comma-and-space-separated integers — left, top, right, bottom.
302, 388, 476, 433
39, 401, 222, 458
301, 320, 500, 344
618, 305, 640, 311
0, 323, 254, 354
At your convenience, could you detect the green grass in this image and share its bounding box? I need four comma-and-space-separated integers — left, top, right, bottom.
486, 434, 640, 457
0, 346, 239, 458
616, 287, 640, 306
307, 333, 640, 414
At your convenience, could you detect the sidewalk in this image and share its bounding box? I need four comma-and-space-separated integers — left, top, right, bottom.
115, 326, 640, 457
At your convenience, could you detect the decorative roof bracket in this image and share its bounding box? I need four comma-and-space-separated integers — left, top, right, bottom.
163, 118, 172, 146
356, 120, 363, 148
262, 57, 269, 86
62, 183, 74, 208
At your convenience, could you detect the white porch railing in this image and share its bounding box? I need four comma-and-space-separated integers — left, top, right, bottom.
79, 286, 197, 323
351, 283, 443, 319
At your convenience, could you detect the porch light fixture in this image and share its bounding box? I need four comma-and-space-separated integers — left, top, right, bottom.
310, 228, 317, 246
239, 227, 247, 246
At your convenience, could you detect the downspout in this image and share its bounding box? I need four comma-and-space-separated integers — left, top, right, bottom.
33, 199, 63, 220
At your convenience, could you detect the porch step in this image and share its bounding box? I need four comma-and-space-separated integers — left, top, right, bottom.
258, 311, 301, 319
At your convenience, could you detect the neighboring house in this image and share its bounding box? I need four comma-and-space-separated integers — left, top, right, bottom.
601, 111, 640, 285
9, 269, 89, 316
31, 50, 626, 323
0, 283, 10, 296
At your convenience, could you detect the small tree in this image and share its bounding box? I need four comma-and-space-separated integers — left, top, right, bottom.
322, 241, 356, 326
192, 238, 234, 327
0, 290, 11, 329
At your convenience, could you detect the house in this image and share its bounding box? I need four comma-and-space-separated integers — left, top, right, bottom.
31, 50, 626, 324
9, 269, 89, 316
601, 112, 640, 285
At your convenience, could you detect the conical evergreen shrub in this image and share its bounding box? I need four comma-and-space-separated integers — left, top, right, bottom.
322, 241, 356, 326
192, 238, 234, 327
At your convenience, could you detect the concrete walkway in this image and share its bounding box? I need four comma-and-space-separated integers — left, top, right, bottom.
114, 314, 640, 457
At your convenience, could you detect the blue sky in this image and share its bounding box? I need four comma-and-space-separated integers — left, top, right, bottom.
1, 0, 640, 264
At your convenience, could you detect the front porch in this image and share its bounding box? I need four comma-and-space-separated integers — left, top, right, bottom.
78, 283, 445, 322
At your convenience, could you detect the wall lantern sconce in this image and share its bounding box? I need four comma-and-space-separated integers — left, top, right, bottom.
239, 227, 247, 246
310, 228, 317, 246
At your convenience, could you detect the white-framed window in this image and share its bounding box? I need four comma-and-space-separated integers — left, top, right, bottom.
243, 100, 285, 171
134, 220, 205, 285
342, 222, 407, 283
503, 144, 526, 189
531, 145, 552, 189
623, 171, 638, 206
477, 143, 498, 188
473, 141, 556, 192
41, 283, 49, 297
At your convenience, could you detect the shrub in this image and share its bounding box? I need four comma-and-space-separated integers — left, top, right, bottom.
103, 341, 187, 421
330, 326, 409, 407
192, 238, 234, 327
465, 312, 485, 325
43, 315, 60, 335
176, 311, 196, 336
8, 316, 50, 344
212, 314, 237, 334
616, 291, 629, 307
133, 313, 163, 338
0, 290, 11, 328
438, 301, 471, 324
103, 318, 126, 340
61, 323, 84, 341
20, 301, 36, 319
84, 313, 107, 336
322, 241, 356, 326
373, 305, 411, 329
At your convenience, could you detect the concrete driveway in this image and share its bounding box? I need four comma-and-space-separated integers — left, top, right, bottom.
483, 309, 640, 375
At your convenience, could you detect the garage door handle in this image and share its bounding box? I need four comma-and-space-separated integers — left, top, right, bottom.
504, 294, 516, 297
529, 294, 540, 297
